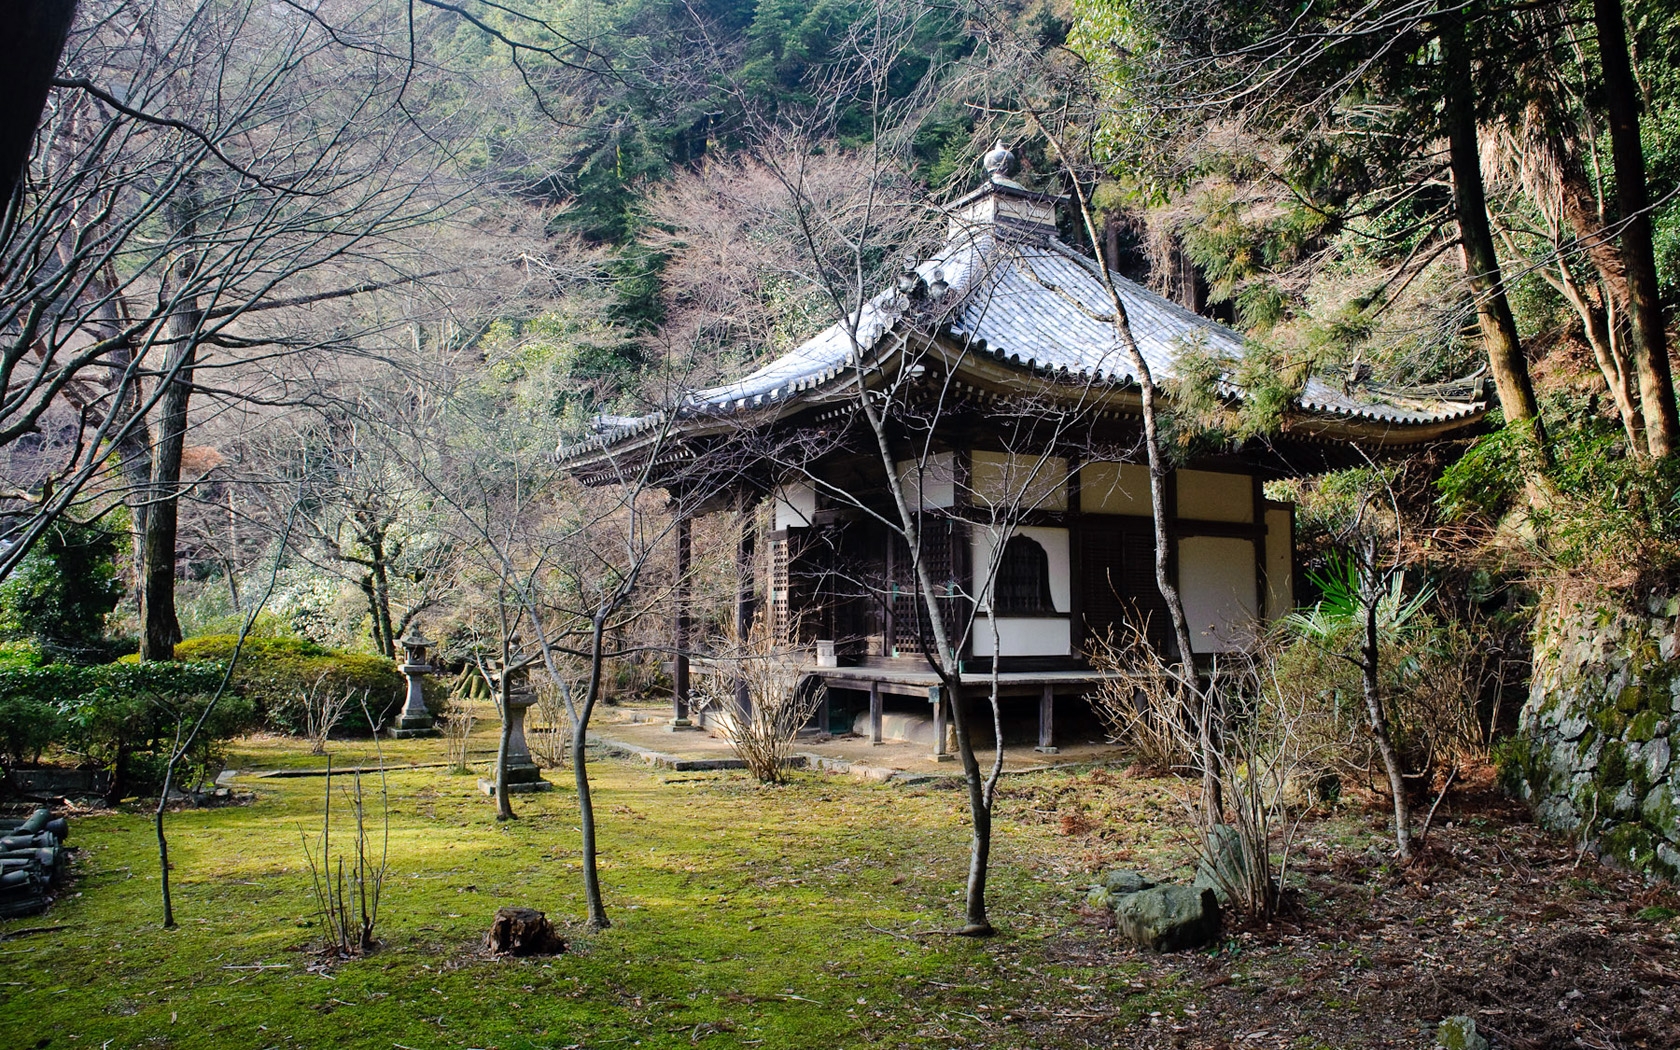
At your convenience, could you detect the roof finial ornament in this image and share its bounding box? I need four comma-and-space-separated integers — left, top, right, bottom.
982, 140, 1016, 180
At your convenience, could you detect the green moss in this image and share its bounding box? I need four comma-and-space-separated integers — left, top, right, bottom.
1646, 786, 1680, 843
1, 729, 1193, 1050
1492, 736, 1540, 796
1629, 710, 1664, 742
1599, 741, 1631, 791
1599, 822, 1657, 871
1591, 704, 1629, 738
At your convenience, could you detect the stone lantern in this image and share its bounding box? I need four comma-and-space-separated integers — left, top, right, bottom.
478, 666, 551, 795
388, 630, 439, 738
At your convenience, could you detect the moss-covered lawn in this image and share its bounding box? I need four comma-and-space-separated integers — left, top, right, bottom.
0, 733, 1162, 1050
11, 730, 1672, 1050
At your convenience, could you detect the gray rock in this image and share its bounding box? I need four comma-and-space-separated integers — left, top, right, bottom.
1644, 785, 1680, 844
1646, 737, 1672, 782
1112, 885, 1221, 952
1612, 782, 1641, 817
1100, 870, 1155, 896
1557, 713, 1590, 741
1193, 824, 1248, 905
1436, 1015, 1489, 1050
1534, 795, 1579, 833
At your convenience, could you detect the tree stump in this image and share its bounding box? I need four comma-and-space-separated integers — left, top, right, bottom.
485, 907, 566, 956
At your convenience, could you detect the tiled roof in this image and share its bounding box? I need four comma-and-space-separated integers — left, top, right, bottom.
559, 187, 1486, 460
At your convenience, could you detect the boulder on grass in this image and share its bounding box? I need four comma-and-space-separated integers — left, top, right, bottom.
485, 907, 566, 956
1101, 870, 1155, 895
1113, 885, 1221, 952
1088, 870, 1157, 909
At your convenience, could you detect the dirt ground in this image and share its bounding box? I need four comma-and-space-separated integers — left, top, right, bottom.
592, 703, 1132, 774
1022, 773, 1680, 1050
594, 706, 1680, 1049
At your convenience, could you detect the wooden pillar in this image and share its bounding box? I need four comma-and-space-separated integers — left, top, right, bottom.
812, 686, 830, 736
735, 496, 757, 715
670, 512, 695, 730
1036, 683, 1058, 754
869, 681, 883, 745
930, 684, 948, 761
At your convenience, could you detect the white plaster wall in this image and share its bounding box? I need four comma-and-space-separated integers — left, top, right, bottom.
1178, 535, 1259, 653
970, 451, 1068, 511
1264, 505, 1294, 619
894, 451, 956, 509
970, 525, 1070, 612
773, 481, 817, 530
1079, 461, 1150, 515
971, 617, 1072, 657
1177, 469, 1254, 523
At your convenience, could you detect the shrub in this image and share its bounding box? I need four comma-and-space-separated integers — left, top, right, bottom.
0, 516, 124, 662
0, 662, 249, 797
0, 692, 62, 769
167, 636, 418, 735
690, 616, 824, 785
0, 640, 42, 670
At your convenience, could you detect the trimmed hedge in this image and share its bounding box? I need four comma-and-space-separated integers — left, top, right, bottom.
167, 636, 436, 735
0, 662, 249, 798
0, 637, 442, 794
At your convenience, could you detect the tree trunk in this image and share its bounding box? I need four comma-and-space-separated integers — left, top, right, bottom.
1523, 112, 1646, 450
574, 613, 610, 930
1359, 535, 1412, 861
111, 345, 155, 618
855, 364, 995, 935
368, 539, 396, 659
1593, 0, 1679, 456
1442, 10, 1547, 455
493, 674, 514, 821
139, 189, 202, 661
359, 574, 386, 657
1037, 111, 1220, 825
0, 1, 75, 207
935, 676, 994, 935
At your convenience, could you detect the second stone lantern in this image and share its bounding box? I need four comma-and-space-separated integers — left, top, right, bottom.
388, 630, 440, 739
478, 665, 551, 795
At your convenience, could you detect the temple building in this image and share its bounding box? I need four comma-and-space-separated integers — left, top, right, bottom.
558, 146, 1487, 754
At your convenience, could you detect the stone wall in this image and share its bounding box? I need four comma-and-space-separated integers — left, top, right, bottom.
1511, 592, 1680, 880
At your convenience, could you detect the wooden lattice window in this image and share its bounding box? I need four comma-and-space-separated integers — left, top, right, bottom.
1079, 522, 1173, 658
993, 534, 1056, 615
888, 519, 967, 656
769, 534, 792, 641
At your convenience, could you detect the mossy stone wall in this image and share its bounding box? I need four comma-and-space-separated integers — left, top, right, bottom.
1511, 592, 1680, 880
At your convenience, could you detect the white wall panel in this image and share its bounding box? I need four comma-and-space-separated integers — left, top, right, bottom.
1178, 535, 1258, 653
894, 452, 956, 509
1177, 469, 1254, 523
773, 481, 817, 529
970, 616, 1071, 657
1079, 461, 1150, 515
971, 451, 1067, 511
1265, 505, 1295, 619
970, 525, 1069, 612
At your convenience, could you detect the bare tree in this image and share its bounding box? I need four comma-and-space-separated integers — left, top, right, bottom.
662, 0, 1135, 933
0, 0, 505, 648
410, 331, 700, 929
